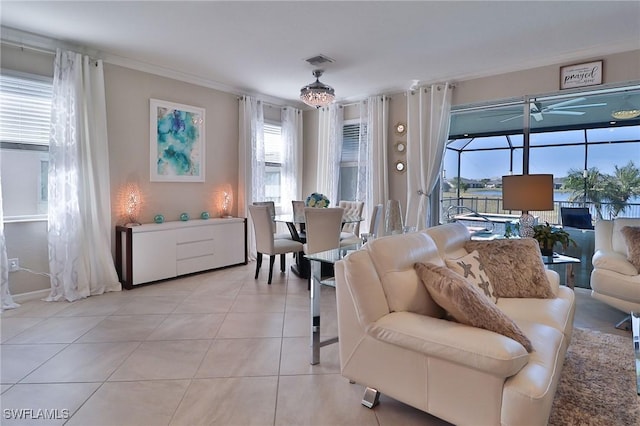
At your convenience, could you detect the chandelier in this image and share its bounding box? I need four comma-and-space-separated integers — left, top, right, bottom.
300, 70, 335, 108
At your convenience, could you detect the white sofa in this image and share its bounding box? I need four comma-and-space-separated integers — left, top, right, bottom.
335, 222, 575, 426
591, 218, 640, 324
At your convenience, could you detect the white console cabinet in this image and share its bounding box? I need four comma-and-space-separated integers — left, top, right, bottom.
116, 218, 247, 288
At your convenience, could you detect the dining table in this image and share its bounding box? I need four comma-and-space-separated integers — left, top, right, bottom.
274, 213, 363, 279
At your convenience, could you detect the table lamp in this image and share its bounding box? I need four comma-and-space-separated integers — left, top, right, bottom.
502, 174, 554, 238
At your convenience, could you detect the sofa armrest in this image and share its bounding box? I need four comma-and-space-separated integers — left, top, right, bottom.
593, 250, 638, 276
545, 269, 560, 295
368, 312, 529, 378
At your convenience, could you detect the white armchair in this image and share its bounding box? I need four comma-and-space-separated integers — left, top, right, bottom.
590, 218, 640, 328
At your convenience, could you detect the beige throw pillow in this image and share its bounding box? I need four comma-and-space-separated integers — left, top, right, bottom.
621, 226, 640, 272
464, 239, 555, 299
414, 262, 533, 352
446, 250, 498, 303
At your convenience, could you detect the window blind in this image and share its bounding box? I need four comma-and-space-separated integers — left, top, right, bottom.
342, 123, 363, 163
0, 73, 53, 146
264, 122, 282, 164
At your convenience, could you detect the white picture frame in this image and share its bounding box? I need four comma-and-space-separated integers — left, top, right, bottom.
560, 60, 603, 90
150, 98, 205, 182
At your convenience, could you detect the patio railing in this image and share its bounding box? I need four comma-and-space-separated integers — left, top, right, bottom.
441, 197, 640, 226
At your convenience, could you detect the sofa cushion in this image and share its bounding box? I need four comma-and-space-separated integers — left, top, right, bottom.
465, 239, 555, 299
415, 262, 533, 352
620, 226, 640, 272
446, 250, 498, 303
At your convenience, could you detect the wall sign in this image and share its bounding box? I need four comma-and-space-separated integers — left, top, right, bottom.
560, 60, 603, 90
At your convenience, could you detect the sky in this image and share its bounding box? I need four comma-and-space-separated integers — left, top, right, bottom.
444, 132, 640, 181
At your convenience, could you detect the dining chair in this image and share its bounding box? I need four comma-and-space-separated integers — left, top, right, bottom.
248, 205, 303, 284
338, 200, 365, 240
303, 207, 345, 255
369, 203, 384, 235
253, 201, 292, 240
292, 200, 307, 239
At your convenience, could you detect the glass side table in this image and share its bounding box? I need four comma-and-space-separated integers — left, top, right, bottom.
542, 253, 581, 289
305, 243, 361, 365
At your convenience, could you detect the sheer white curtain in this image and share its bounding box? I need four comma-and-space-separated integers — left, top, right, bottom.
317, 104, 343, 206
47, 49, 120, 302
366, 96, 389, 235
405, 83, 453, 230
1, 163, 19, 312
238, 96, 265, 260
281, 106, 303, 215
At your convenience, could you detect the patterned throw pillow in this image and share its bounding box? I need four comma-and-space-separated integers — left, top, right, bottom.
446, 250, 498, 303
464, 239, 555, 299
620, 226, 640, 272
414, 262, 533, 352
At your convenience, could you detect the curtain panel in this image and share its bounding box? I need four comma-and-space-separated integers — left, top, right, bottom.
316, 104, 343, 206
366, 96, 389, 236
0, 160, 19, 312
281, 106, 303, 215
405, 83, 453, 230
238, 96, 265, 260
47, 49, 120, 302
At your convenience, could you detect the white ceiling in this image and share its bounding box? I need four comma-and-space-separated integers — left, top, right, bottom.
1, 1, 639, 107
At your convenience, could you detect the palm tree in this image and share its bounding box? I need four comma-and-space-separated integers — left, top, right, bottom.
562, 167, 608, 219
603, 161, 640, 217
563, 162, 640, 219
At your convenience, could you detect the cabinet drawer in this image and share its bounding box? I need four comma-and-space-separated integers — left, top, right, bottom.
177, 255, 217, 276
175, 226, 215, 244
176, 239, 215, 260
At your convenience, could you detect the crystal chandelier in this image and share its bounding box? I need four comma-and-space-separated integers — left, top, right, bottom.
300, 70, 335, 108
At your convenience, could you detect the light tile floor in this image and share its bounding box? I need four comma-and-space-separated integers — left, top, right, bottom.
0, 259, 632, 425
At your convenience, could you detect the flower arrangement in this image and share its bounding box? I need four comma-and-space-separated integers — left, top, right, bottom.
305, 192, 330, 208
532, 222, 576, 255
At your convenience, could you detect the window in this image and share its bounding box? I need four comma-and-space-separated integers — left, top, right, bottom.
338, 120, 367, 201
263, 122, 283, 205
0, 72, 53, 219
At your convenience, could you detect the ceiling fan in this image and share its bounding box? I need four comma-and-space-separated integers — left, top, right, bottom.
499, 97, 607, 123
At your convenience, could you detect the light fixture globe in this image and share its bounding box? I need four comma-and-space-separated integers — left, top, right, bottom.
611, 96, 640, 120
300, 70, 335, 108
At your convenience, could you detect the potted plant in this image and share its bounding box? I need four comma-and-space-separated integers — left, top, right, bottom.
532, 222, 576, 256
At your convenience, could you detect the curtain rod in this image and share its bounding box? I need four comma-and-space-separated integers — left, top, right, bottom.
1, 40, 55, 56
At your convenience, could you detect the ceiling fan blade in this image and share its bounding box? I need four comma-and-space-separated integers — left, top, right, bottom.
499, 114, 524, 123
545, 97, 587, 110
546, 110, 585, 116
552, 102, 607, 110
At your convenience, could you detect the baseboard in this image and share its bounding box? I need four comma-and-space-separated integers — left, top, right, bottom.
12, 288, 50, 303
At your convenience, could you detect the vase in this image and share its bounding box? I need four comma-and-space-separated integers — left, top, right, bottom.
384, 200, 404, 235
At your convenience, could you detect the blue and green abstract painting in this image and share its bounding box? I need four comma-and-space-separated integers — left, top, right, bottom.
155, 107, 201, 177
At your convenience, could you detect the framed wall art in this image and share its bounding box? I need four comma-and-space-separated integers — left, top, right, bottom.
150, 98, 205, 182
559, 60, 603, 90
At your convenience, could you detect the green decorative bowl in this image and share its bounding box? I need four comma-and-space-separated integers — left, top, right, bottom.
180, 213, 190, 221
154, 214, 164, 224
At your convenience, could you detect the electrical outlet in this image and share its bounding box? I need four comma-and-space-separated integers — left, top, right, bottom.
8, 258, 19, 272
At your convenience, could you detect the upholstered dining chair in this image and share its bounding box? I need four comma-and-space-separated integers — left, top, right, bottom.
338, 200, 365, 245
253, 201, 291, 240
303, 207, 345, 255
292, 200, 307, 239
368, 203, 384, 236
248, 205, 303, 284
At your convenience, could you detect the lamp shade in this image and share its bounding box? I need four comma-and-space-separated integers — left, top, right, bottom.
502, 174, 554, 211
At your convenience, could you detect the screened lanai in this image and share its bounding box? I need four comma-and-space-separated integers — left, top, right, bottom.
443, 84, 640, 226
441, 84, 640, 289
